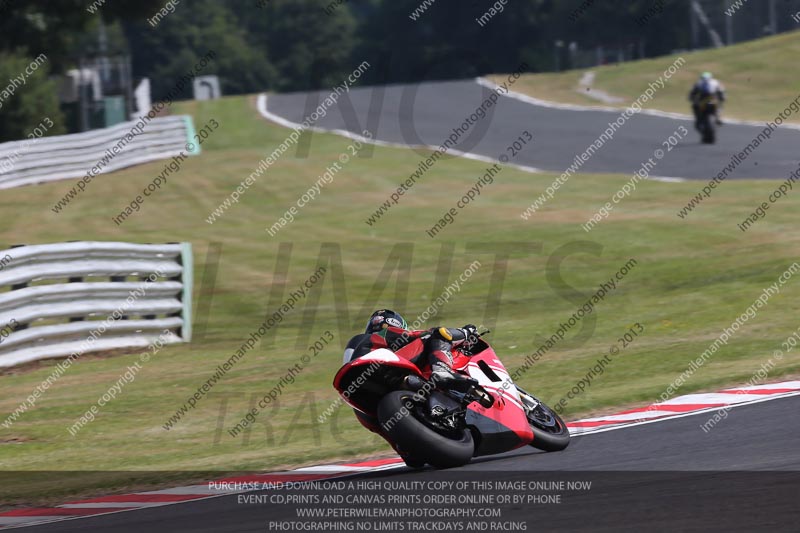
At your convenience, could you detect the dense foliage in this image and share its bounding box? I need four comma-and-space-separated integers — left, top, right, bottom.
1, 0, 798, 139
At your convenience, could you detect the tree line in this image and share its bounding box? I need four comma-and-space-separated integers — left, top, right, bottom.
0, 0, 795, 141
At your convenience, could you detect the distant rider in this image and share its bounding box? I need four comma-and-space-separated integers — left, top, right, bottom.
689, 71, 726, 128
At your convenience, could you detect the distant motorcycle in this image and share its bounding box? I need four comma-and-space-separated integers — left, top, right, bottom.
689, 73, 725, 145
696, 100, 718, 144
333, 329, 570, 469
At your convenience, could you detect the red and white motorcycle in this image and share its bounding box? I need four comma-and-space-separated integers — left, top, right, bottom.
333, 329, 569, 468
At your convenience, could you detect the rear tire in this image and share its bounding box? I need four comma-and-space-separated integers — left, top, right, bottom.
377, 391, 474, 469
701, 115, 716, 144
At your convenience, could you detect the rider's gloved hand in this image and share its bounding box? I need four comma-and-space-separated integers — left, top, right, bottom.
460, 324, 479, 346
429, 325, 479, 347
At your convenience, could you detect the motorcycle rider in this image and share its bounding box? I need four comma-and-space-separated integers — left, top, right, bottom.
345, 309, 478, 388
689, 71, 726, 128
343, 310, 479, 465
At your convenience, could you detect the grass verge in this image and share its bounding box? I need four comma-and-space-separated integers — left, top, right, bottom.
489, 30, 800, 124
0, 90, 799, 507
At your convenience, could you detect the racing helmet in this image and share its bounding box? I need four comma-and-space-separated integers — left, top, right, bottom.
365, 309, 407, 334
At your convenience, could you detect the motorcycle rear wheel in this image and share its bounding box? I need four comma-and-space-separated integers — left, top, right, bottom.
701, 114, 716, 144
377, 391, 474, 469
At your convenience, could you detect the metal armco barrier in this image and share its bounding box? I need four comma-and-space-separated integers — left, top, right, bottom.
0, 116, 200, 190
0, 242, 193, 368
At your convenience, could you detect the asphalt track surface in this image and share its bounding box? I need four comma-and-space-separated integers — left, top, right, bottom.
266, 79, 800, 180
24, 395, 800, 532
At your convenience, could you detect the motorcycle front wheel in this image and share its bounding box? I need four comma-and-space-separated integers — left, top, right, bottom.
517, 389, 571, 452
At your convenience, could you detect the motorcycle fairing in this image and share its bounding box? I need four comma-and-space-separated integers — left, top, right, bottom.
454, 347, 534, 453
333, 346, 424, 415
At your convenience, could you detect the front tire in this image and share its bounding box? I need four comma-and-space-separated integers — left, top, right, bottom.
518, 390, 570, 452
377, 391, 474, 468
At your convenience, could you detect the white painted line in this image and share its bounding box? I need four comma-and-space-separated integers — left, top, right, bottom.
293, 465, 379, 473
59, 502, 174, 509
477, 77, 800, 131
256, 93, 544, 175
657, 392, 784, 405
477, 77, 632, 113
0, 518, 47, 526
573, 410, 691, 423
137, 485, 222, 496
725, 380, 800, 391
649, 176, 687, 183
576, 71, 624, 104
569, 390, 800, 437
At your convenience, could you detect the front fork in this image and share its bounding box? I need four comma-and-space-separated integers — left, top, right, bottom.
515, 386, 541, 415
